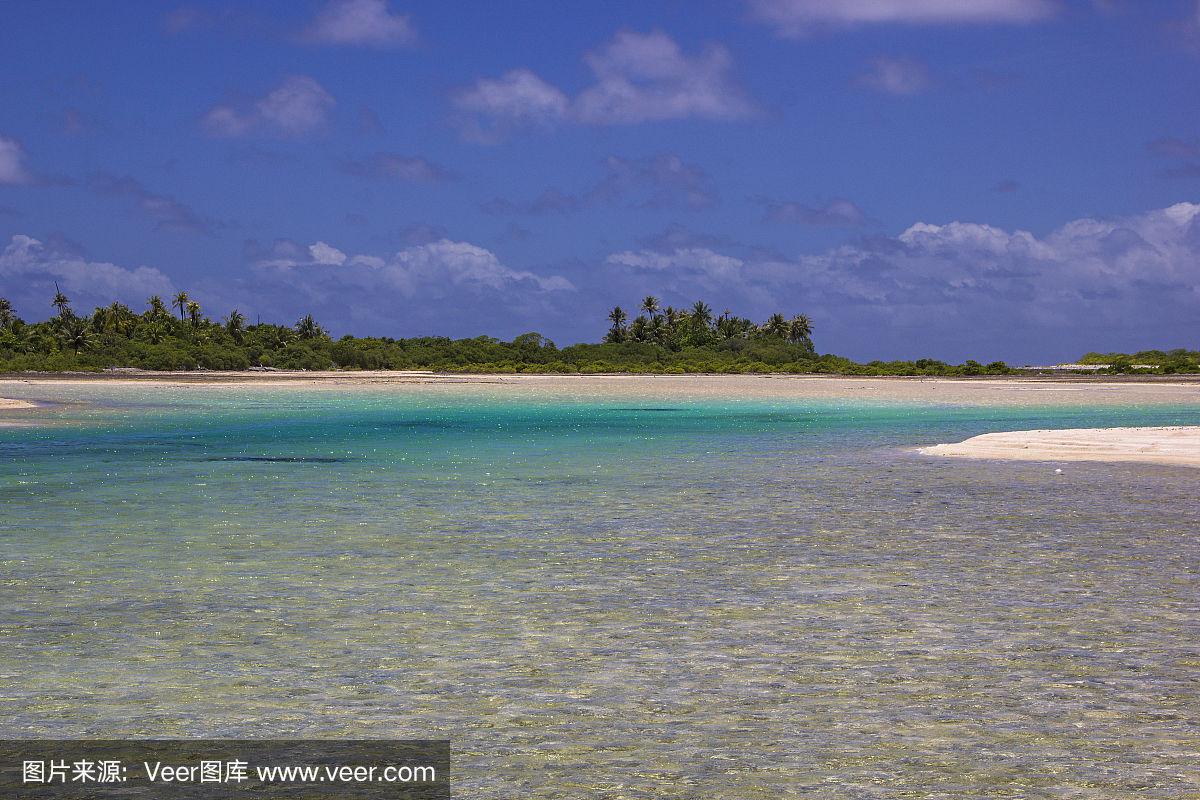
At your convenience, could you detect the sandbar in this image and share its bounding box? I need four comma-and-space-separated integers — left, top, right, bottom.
921, 426, 1200, 467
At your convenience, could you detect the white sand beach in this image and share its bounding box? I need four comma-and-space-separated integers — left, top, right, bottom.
921, 426, 1200, 467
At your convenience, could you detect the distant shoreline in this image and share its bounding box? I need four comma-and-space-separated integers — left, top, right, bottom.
5, 373, 1200, 411
4, 369, 1200, 385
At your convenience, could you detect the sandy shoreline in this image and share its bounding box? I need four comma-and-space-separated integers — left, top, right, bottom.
921, 426, 1200, 467
3, 371, 1200, 406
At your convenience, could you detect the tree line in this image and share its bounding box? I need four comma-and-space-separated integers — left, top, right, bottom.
0, 289, 1026, 375
603, 297, 813, 351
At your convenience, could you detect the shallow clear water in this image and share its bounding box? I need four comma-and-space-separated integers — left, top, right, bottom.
2, 384, 1199, 798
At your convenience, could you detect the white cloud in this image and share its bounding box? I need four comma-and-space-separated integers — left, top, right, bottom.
855, 56, 931, 95
574, 31, 756, 124
203, 76, 335, 138
383, 240, 573, 295
750, 0, 1059, 36
603, 202, 1200, 355
453, 31, 754, 139
0, 136, 32, 185
253, 238, 573, 296
606, 247, 746, 283
309, 241, 348, 265
301, 0, 416, 47
0, 235, 174, 314
453, 69, 570, 141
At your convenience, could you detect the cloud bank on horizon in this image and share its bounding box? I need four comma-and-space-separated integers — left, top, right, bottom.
0, 0, 1198, 362
5, 201, 1198, 363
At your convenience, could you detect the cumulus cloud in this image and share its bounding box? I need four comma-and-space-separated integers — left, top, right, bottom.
573, 30, 756, 124
760, 197, 867, 226
482, 153, 715, 215
452, 69, 570, 141
300, 0, 416, 47
602, 202, 1200, 360
252, 237, 573, 294
0, 136, 33, 185
855, 56, 931, 95
308, 241, 348, 265
203, 75, 335, 138
0, 234, 174, 316
241, 236, 575, 336
385, 240, 573, 294
339, 152, 453, 182
453, 31, 754, 140
749, 0, 1059, 36
88, 173, 218, 235
607, 246, 747, 286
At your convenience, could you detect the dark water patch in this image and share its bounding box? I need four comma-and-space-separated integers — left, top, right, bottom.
198, 455, 355, 463
612, 407, 683, 412
375, 420, 459, 429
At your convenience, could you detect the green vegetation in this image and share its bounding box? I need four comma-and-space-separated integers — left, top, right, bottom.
0, 289, 1020, 375
1079, 349, 1200, 374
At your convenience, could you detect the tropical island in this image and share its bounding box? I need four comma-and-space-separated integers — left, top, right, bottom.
0, 291, 1195, 376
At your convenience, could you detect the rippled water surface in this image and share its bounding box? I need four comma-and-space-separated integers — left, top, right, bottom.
2, 382, 1199, 798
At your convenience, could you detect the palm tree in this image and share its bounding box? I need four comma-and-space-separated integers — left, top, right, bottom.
763, 313, 789, 339
147, 295, 168, 319
650, 314, 669, 344
690, 300, 713, 329
58, 316, 95, 354
225, 309, 246, 342
717, 313, 746, 340
788, 314, 813, 345
186, 300, 202, 327
51, 285, 72, 318
90, 305, 109, 333
605, 306, 627, 343
262, 324, 294, 349
140, 321, 168, 344
91, 302, 134, 336
0, 297, 15, 329
295, 314, 323, 339
640, 295, 660, 321
173, 291, 190, 322
109, 302, 135, 336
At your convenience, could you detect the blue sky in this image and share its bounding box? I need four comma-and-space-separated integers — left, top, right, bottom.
1, 0, 1199, 362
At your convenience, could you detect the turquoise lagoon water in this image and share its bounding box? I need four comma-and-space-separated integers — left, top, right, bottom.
2, 383, 1199, 798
